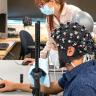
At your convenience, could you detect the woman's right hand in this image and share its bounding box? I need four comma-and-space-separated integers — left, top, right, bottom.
22, 58, 35, 65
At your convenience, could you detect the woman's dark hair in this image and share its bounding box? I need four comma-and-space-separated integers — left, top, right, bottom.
47, 0, 65, 32
35, 0, 64, 5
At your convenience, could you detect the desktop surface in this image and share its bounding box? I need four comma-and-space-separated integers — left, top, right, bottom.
0, 60, 32, 96
0, 60, 30, 83
0, 60, 63, 96
0, 42, 9, 50
0, 91, 31, 96
0, 41, 16, 59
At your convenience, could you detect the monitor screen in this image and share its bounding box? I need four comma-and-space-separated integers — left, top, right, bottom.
0, 13, 7, 38
0, 13, 6, 33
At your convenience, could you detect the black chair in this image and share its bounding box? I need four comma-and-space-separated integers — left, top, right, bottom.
19, 30, 35, 59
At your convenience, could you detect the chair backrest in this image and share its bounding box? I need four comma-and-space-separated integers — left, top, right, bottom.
19, 30, 34, 59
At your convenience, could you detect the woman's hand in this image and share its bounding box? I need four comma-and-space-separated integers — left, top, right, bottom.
0, 80, 16, 92
22, 58, 35, 65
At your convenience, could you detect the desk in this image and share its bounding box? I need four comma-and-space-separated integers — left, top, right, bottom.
0, 37, 20, 43
0, 37, 46, 59
0, 41, 16, 59
0, 60, 30, 82
0, 60, 32, 96
0, 37, 20, 59
0, 60, 63, 96
0, 91, 31, 96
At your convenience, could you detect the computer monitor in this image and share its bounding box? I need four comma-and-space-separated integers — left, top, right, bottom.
0, 13, 7, 38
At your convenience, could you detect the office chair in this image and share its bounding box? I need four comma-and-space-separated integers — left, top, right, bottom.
19, 30, 35, 59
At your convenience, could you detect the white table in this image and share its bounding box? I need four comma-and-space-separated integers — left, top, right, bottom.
0, 60, 31, 83
0, 91, 31, 96
0, 60, 32, 96
0, 60, 63, 96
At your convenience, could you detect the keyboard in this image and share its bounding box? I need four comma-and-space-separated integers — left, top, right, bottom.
0, 43, 9, 50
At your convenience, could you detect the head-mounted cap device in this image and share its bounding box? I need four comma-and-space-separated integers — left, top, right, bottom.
51, 22, 96, 67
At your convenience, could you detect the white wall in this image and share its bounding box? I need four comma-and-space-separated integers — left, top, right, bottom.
0, 0, 7, 13
0, 0, 7, 38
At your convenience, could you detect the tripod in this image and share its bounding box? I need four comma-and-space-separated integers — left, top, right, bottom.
31, 21, 49, 96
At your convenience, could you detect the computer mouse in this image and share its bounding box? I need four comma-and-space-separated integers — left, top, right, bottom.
0, 83, 5, 88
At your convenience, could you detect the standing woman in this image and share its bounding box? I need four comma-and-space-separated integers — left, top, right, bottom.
24, 0, 82, 65
24, 0, 94, 66
34, 0, 82, 66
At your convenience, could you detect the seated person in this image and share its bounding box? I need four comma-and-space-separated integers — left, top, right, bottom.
0, 22, 96, 96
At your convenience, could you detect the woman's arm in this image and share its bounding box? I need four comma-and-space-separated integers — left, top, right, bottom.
40, 37, 58, 58
40, 17, 58, 59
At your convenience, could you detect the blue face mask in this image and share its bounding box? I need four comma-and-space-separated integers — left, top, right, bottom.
39, 4, 54, 15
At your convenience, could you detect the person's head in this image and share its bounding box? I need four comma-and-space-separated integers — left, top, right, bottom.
35, 0, 65, 7
35, 0, 65, 15
51, 22, 96, 68
35, 0, 65, 32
